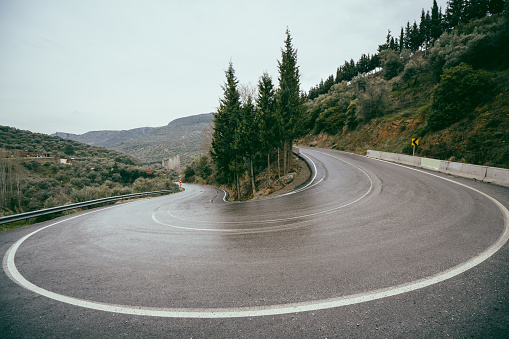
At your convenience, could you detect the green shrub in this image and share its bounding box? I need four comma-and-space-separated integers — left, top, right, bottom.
381, 49, 403, 80
428, 63, 491, 131
356, 78, 392, 121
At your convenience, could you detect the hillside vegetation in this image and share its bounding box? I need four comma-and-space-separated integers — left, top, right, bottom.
189, 0, 508, 203
0, 126, 178, 224
301, 1, 509, 169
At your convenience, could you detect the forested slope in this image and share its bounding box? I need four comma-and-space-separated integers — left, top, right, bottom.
301, 0, 509, 169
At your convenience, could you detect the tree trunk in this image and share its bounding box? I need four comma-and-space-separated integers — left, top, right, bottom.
287, 141, 293, 173
0, 161, 6, 208
283, 142, 287, 175
236, 172, 241, 201
277, 148, 281, 179
267, 152, 271, 187
16, 169, 21, 209
234, 158, 241, 201
250, 157, 255, 198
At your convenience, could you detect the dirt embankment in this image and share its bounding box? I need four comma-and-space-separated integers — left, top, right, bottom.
252, 155, 311, 200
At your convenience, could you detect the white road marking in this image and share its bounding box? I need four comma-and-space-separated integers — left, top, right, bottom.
157, 152, 371, 230
3, 150, 509, 318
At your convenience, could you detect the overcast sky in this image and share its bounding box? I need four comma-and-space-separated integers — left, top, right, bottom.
0, 0, 447, 135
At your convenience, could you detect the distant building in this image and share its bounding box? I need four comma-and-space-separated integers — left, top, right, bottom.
162, 155, 180, 171
0, 149, 65, 164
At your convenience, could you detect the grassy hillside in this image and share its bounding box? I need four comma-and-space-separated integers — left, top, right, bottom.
300, 13, 509, 169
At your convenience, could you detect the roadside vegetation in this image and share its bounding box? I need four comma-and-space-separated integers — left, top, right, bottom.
183, 29, 306, 201
301, 0, 508, 168
185, 0, 508, 201
0, 126, 179, 227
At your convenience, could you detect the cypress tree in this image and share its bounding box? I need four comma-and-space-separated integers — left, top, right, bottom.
488, 0, 506, 14
235, 95, 258, 198
420, 9, 432, 51
276, 28, 303, 175
404, 21, 412, 49
335, 67, 343, 83
399, 27, 405, 51
323, 75, 335, 93
410, 20, 422, 51
211, 62, 242, 188
257, 73, 278, 186
431, 0, 443, 42
445, 0, 466, 30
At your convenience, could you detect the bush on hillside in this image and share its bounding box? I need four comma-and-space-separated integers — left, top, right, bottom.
356, 77, 392, 121
381, 49, 404, 80
428, 63, 491, 131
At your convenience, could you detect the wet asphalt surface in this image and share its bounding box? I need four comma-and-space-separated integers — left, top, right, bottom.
1, 147, 508, 338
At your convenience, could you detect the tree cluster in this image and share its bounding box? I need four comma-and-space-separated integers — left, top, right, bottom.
382, 0, 506, 54
309, 0, 506, 101
308, 54, 381, 100
304, 0, 507, 138
210, 29, 304, 200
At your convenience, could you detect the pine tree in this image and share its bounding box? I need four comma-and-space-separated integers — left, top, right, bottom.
431, 0, 443, 42
235, 95, 258, 198
368, 53, 381, 71
488, 0, 506, 14
410, 20, 422, 51
463, 0, 488, 20
257, 73, 278, 186
404, 21, 412, 49
211, 62, 242, 188
399, 27, 405, 51
445, 0, 466, 30
357, 54, 370, 73
420, 9, 432, 52
335, 67, 343, 83
276, 28, 303, 175
323, 74, 335, 93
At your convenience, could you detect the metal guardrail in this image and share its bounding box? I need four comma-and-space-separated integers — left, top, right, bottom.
0, 190, 179, 225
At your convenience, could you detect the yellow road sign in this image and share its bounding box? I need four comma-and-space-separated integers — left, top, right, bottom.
412, 138, 420, 146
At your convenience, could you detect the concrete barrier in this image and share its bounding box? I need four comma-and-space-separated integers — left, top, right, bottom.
380, 151, 400, 162
421, 158, 441, 171
483, 167, 509, 188
398, 154, 421, 167
366, 150, 380, 159
444, 161, 488, 181
365, 150, 509, 187
438, 160, 450, 172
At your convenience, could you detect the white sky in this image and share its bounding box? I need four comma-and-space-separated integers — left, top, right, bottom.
0, 0, 447, 135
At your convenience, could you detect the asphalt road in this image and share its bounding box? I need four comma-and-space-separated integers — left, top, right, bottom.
1, 147, 508, 338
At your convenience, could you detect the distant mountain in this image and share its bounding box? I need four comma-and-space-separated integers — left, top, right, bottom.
112, 113, 214, 165
53, 127, 155, 147
54, 113, 214, 165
